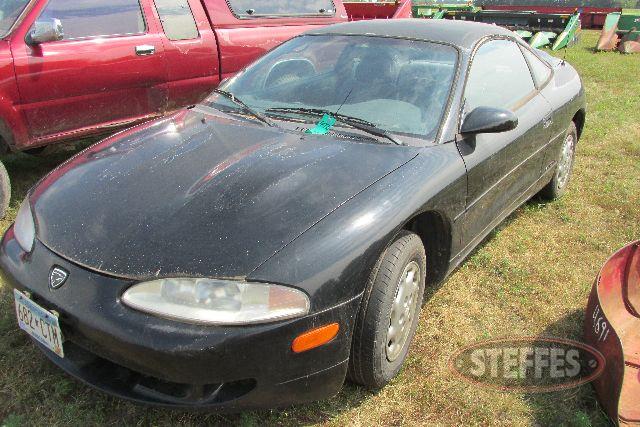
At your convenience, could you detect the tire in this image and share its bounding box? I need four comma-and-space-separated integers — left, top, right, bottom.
24, 146, 46, 156
538, 121, 577, 200
0, 161, 10, 218
348, 230, 426, 389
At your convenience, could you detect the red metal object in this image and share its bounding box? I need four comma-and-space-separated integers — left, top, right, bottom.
597, 26, 620, 51
619, 29, 640, 54
0, 0, 351, 153
482, 5, 622, 29
343, 0, 412, 21
620, 39, 640, 53
200, 0, 348, 80
584, 241, 640, 426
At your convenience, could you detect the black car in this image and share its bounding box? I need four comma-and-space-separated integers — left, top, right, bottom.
1, 19, 585, 409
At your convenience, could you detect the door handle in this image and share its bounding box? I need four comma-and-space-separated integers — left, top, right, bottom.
135, 45, 155, 56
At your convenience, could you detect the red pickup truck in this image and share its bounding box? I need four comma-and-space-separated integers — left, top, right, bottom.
0, 0, 411, 215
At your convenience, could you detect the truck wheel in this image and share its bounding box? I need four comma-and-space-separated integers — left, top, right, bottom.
24, 146, 46, 156
539, 122, 577, 200
0, 161, 10, 218
348, 231, 426, 389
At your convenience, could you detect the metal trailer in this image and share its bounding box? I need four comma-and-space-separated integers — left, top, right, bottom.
441, 9, 581, 50
482, 5, 621, 29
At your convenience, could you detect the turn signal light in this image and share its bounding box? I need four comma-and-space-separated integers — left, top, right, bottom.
292, 323, 339, 353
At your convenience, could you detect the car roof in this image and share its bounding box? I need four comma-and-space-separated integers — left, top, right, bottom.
306, 18, 515, 49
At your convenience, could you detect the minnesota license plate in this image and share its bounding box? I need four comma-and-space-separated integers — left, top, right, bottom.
14, 289, 64, 358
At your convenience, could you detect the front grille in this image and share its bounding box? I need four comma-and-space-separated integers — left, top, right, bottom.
59, 340, 256, 406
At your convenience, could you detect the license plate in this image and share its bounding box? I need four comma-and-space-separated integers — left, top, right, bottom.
14, 289, 64, 358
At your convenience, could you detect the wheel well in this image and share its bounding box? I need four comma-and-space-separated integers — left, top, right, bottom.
403, 211, 452, 286
0, 118, 13, 154
572, 109, 585, 141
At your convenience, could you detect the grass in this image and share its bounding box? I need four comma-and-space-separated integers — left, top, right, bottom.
0, 30, 638, 426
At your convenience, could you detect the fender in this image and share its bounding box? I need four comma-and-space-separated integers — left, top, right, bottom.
249, 143, 467, 312
0, 40, 27, 152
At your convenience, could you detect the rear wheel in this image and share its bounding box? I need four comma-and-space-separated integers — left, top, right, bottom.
539, 122, 577, 200
348, 231, 426, 389
24, 146, 46, 156
0, 161, 10, 218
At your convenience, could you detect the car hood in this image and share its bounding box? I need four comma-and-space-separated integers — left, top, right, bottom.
31, 109, 419, 280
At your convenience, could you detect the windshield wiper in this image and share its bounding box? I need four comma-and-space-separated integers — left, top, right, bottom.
267, 107, 375, 127
212, 89, 275, 127
265, 107, 404, 145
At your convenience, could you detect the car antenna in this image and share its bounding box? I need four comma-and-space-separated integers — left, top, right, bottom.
335, 88, 354, 116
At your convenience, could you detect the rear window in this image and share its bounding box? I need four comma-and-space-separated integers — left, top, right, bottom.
226, 0, 335, 18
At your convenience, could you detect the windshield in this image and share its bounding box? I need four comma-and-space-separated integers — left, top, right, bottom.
0, 0, 29, 37
207, 35, 458, 140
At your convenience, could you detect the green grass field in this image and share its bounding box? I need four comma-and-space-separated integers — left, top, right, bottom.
0, 30, 638, 426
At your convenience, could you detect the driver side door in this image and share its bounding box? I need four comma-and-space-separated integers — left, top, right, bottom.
10, 0, 167, 145
455, 38, 552, 251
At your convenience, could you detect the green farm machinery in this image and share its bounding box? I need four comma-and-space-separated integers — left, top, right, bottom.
413, 4, 581, 50
596, 11, 640, 53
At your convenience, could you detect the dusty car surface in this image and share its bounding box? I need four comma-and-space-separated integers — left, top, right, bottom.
0, 19, 586, 409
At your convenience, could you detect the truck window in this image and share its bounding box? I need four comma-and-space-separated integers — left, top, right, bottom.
154, 0, 199, 40
36, 0, 145, 40
227, 0, 335, 18
0, 0, 30, 37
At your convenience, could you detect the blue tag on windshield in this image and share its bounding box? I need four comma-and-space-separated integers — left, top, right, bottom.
305, 114, 336, 135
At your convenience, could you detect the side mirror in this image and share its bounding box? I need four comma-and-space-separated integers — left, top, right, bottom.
27, 18, 64, 46
461, 106, 518, 135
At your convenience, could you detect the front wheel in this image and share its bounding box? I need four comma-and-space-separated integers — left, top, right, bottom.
0, 161, 10, 218
539, 122, 577, 200
348, 231, 426, 389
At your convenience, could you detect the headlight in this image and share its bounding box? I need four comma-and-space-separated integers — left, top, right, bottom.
14, 198, 35, 253
122, 278, 310, 325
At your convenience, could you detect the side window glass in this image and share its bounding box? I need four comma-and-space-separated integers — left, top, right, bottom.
465, 39, 536, 111
227, 0, 335, 18
521, 47, 552, 88
37, 0, 145, 40
154, 0, 199, 40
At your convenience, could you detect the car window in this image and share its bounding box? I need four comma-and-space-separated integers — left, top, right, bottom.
465, 39, 536, 111
0, 0, 30, 37
521, 47, 552, 88
227, 0, 335, 18
36, 0, 145, 40
154, 0, 199, 40
211, 35, 458, 139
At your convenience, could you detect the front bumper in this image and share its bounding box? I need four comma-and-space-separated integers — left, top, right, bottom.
0, 230, 359, 409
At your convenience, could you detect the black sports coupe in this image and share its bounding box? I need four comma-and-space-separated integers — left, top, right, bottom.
1, 19, 585, 409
